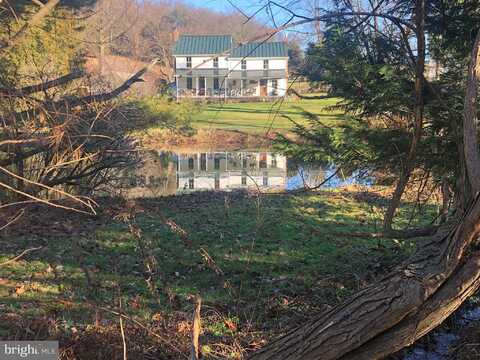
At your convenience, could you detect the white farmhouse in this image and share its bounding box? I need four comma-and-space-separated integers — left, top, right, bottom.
173, 35, 289, 99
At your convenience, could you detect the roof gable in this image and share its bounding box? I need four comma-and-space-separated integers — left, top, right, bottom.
173, 35, 233, 56
230, 42, 288, 58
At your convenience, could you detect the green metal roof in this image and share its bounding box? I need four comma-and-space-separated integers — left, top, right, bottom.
230, 42, 288, 58
173, 35, 233, 55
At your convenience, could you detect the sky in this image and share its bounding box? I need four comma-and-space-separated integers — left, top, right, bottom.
183, 0, 233, 12
179, 0, 321, 44
181, 0, 315, 34
181, 0, 304, 22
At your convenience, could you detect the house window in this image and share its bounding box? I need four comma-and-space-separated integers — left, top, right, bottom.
187, 77, 193, 90
186, 57, 192, 68
263, 59, 269, 70
232, 80, 237, 86
241, 60, 247, 70
241, 176, 247, 185
213, 57, 219, 68
213, 77, 219, 90
188, 157, 194, 170
263, 176, 268, 186
214, 177, 220, 189
272, 80, 278, 90
214, 158, 220, 170
188, 178, 194, 189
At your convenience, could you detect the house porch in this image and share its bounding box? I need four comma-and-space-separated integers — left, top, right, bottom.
175, 72, 286, 99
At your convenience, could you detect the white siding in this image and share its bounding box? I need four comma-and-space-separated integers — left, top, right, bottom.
228, 59, 242, 71
218, 57, 228, 68
227, 58, 288, 71
277, 78, 287, 96
269, 59, 287, 69
192, 56, 211, 69
247, 59, 263, 70
175, 56, 227, 69
176, 57, 187, 68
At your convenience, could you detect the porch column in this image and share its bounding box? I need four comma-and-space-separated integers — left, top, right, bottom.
196, 77, 199, 96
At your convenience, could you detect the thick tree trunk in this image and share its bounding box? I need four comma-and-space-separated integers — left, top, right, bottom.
463, 31, 480, 194
340, 252, 480, 359
250, 15, 480, 360
383, 0, 426, 233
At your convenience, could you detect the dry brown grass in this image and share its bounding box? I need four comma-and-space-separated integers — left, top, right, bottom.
141, 128, 278, 152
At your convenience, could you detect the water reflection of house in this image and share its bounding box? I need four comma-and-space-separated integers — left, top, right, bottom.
119, 152, 178, 198
119, 150, 293, 198
177, 152, 287, 191
178, 152, 287, 190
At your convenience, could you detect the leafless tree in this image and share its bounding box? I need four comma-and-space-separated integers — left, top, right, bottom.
0, 1, 157, 215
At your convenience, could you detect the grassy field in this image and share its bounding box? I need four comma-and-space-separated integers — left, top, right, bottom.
0, 188, 436, 359
191, 97, 346, 133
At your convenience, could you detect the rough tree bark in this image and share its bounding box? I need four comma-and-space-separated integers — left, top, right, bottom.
383, 0, 425, 233
463, 31, 480, 195
440, 176, 450, 223
249, 23, 480, 360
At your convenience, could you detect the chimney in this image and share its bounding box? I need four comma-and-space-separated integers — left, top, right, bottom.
172, 28, 180, 42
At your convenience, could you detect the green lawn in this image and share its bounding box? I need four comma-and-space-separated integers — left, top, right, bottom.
0, 189, 436, 358
191, 97, 346, 133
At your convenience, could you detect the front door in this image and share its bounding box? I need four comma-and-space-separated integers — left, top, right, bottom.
260, 79, 268, 96
199, 77, 205, 96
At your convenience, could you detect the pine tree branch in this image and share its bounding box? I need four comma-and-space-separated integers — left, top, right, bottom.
0, 70, 85, 97
0, 0, 60, 52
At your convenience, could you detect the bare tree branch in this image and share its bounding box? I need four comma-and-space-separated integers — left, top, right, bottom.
288, 88, 332, 99
0, 245, 43, 266
0, 70, 84, 97
52, 59, 159, 108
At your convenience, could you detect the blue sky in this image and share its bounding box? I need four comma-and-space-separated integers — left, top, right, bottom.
180, 0, 319, 43
181, 0, 296, 21
181, 0, 308, 29
183, 0, 233, 12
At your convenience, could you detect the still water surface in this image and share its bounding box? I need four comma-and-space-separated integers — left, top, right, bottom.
115, 149, 369, 198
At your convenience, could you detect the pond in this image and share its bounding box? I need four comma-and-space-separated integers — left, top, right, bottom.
113, 149, 371, 198
402, 302, 480, 360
